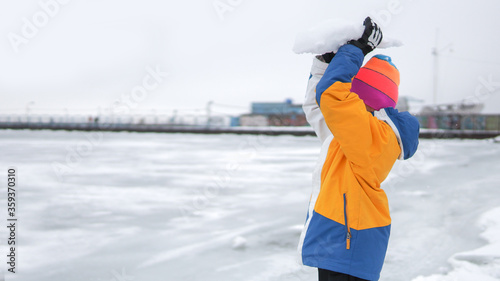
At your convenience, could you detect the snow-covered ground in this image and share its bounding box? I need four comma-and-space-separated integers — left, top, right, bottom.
0, 130, 499, 281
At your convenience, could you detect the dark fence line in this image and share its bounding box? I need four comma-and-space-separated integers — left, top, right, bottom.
1, 121, 500, 139
0, 122, 316, 137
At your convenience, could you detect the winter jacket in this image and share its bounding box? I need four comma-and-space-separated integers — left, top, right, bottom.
298, 44, 420, 281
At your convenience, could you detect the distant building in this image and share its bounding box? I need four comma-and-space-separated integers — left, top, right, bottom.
251, 99, 304, 115
395, 96, 410, 112
240, 99, 307, 126
239, 115, 269, 126
416, 102, 492, 130
420, 102, 484, 115
230, 116, 240, 127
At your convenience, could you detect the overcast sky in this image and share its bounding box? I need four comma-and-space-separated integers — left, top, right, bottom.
1, 0, 500, 117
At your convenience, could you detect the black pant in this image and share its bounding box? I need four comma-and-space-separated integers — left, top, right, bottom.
318, 268, 369, 281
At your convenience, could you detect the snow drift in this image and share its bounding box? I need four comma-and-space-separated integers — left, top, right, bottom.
412, 207, 500, 281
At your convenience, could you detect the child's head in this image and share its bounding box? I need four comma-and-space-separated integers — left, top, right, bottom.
351, 55, 400, 111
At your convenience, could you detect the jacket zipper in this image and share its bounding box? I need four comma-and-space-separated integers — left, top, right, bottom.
343, 193, 351, 250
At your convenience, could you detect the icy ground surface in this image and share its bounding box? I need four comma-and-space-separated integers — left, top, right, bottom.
0, 130, 499, 281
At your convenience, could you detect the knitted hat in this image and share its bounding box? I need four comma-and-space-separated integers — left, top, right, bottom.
351, 54, 400, 111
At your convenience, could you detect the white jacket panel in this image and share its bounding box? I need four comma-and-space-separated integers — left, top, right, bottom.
302, 56, 331, 143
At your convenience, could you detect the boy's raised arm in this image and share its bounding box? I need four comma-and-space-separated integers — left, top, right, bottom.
316, 18, 392, 166
303, 55, 331, 143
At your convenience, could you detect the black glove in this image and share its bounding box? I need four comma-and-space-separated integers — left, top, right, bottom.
321, 52, 335, 63
348, 17, 383, 55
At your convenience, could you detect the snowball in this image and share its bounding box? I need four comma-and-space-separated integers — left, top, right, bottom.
293, 19, 403, 55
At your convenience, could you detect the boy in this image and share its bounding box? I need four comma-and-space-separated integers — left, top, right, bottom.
298, 17, 420, 281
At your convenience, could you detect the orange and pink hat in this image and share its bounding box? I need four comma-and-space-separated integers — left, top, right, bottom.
351, 55, 400, 111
